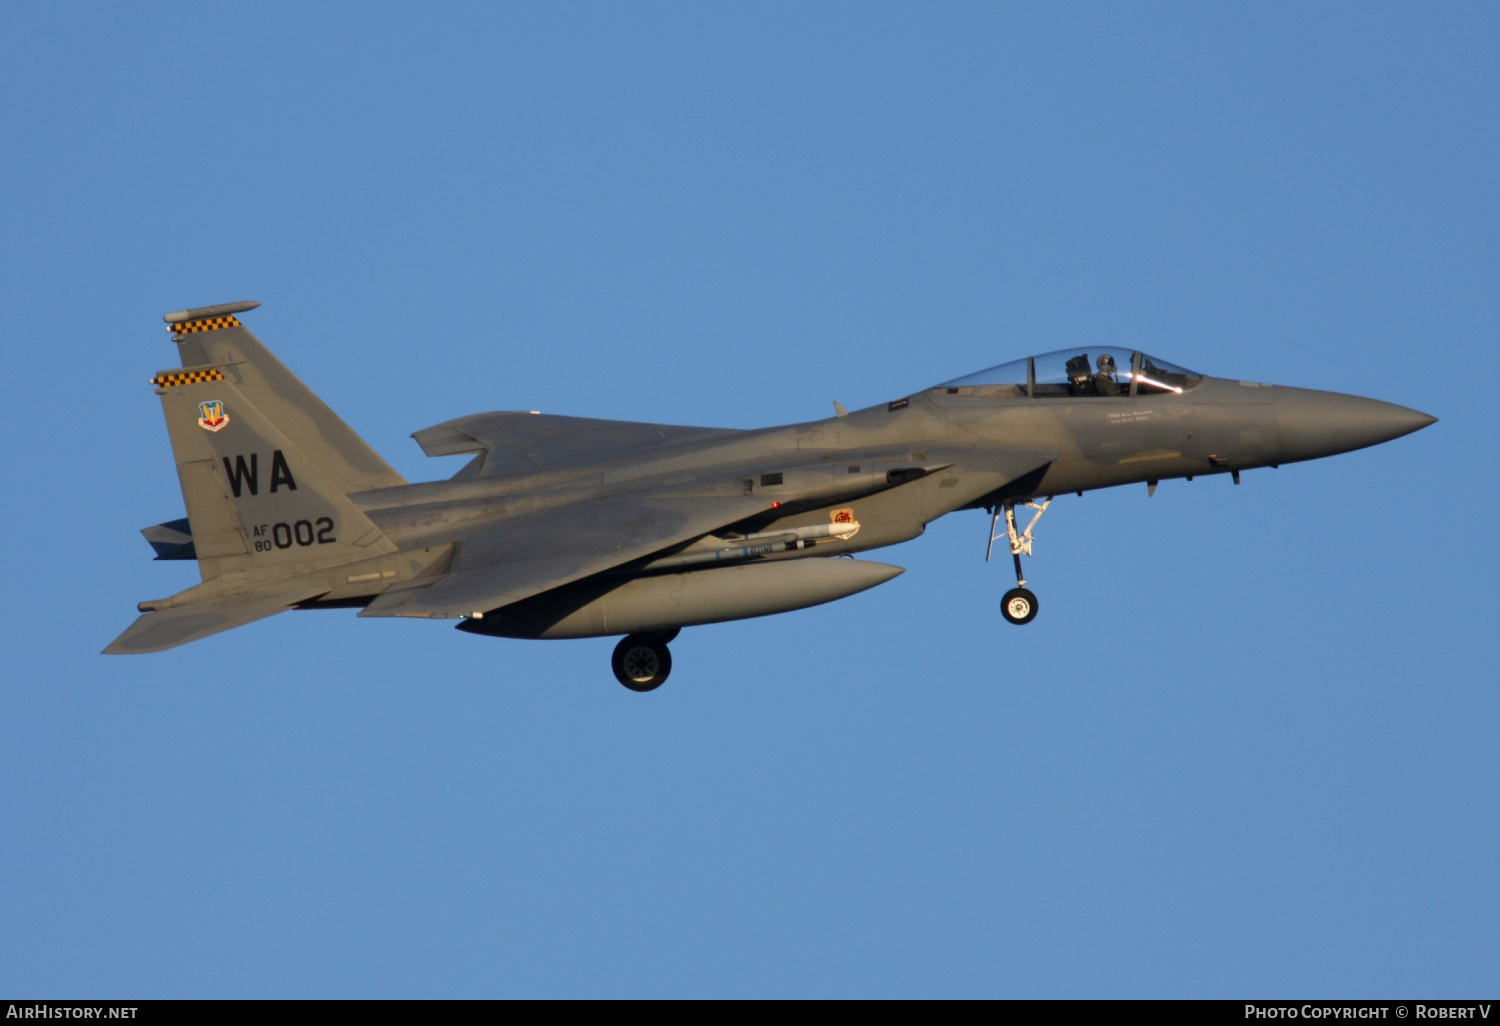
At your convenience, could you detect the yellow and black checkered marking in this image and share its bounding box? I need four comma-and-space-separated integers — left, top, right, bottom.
167, 315, 242, 335
150, 368, 225, 388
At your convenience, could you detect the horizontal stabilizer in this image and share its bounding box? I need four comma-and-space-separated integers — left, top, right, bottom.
141, 517, 196, 560
412, 412, 744, 478
103, 585, 326, 655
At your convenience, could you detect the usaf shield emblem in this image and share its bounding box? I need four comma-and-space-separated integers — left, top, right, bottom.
197, 399, 230, 432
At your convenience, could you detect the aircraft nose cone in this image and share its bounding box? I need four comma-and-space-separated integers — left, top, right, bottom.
1275, 386, 1436, 464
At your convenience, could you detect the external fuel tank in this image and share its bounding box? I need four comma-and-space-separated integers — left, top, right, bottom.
459, 557, 904, 640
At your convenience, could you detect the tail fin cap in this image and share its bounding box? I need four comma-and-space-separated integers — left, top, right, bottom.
164, 301, 261, 324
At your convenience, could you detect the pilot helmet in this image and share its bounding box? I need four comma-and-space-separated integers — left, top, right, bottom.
1097, 353, 1117, 372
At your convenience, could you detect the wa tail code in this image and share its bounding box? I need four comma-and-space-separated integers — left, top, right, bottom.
222, 450, 298, 498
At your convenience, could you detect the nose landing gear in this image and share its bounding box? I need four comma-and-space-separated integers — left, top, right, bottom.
610, 629, 679, 692
987, 498, 1051, 626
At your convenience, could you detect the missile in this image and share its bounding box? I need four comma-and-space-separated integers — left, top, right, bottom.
642, 521, 861, 571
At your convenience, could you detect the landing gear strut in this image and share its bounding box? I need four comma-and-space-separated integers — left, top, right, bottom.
611, 630, 678, 692
987, 497, 1052, 626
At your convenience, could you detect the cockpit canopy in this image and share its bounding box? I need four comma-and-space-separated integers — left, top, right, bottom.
934, 348, 1202, 399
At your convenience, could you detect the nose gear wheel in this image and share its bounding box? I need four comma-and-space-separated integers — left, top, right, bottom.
1000, 587, 1039, 625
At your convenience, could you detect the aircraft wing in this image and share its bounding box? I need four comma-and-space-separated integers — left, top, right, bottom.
413, 411, 745, 478
359, 489, 769, 619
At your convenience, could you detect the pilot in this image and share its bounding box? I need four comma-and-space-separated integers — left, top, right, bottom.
1094, 353, 1122, 396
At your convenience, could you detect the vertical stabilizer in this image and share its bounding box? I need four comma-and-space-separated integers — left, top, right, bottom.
149, 303, 402, 584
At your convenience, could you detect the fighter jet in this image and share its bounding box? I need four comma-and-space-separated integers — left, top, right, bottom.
108, 301, 1435, 690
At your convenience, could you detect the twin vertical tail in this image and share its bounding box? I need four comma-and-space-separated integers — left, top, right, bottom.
105, 302, 406, 654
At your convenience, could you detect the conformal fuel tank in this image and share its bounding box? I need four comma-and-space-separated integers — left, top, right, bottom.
460, 557, 905, 640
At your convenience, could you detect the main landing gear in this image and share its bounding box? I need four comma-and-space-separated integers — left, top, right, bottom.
987, 497, 1052, 626
610, 629, 679, 692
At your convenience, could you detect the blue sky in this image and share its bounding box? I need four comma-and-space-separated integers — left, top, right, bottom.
1, 2, 1495, 997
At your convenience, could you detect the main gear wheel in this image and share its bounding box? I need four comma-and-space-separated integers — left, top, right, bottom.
611, 634, 673, 691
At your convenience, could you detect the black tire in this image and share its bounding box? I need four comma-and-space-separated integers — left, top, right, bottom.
1000, 587, 1039, 625
611, 635, 673, 692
